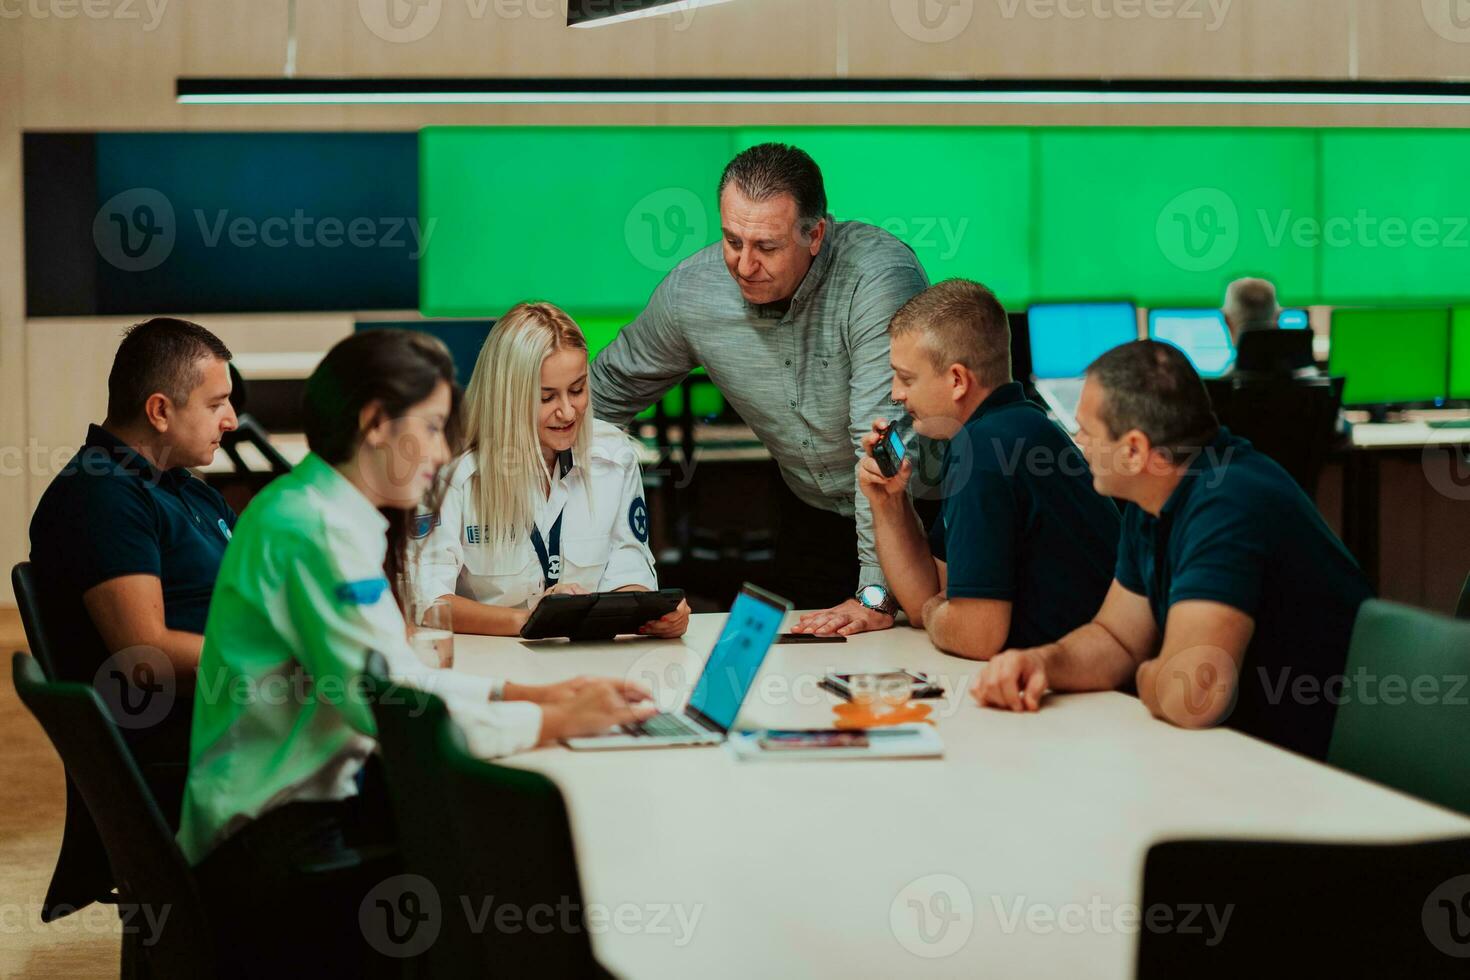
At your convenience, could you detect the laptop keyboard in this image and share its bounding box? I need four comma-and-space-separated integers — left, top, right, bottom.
623, 712, 700, 738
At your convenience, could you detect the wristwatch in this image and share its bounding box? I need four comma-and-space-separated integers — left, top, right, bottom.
855, 584, 899, 618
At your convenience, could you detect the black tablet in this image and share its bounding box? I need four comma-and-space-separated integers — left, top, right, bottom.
519, 589, 686, 641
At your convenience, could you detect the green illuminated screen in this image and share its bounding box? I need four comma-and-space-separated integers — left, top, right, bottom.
1035, 129, 1318, 305
1321, 132, 1470, 304
1452, 308, 1470, 400
421, 126, 1470, 313
420, 126, 1470, 408
1329, 309, 1449, 406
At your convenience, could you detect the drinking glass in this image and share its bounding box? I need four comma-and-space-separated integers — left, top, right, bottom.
411, 597, 454, 669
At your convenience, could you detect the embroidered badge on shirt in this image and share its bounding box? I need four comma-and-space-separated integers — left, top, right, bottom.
217, 518, 232, 541
628, 496, 650, 544
335, 578, 389, 606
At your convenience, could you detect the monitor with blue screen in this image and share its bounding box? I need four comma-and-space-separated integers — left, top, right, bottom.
1148, 309, 1237, 378
1027, 303, 1139, 379
1278, 309, 1310, 330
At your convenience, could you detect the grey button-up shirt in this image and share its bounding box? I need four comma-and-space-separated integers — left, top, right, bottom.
590, 217, 929, 590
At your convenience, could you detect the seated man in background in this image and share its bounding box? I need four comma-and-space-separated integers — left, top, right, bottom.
974, 340, 1372, 760
1222, 276, 1318, 376
1221, 276, 1280, 345
856, 279, 1120, 658
29, 317, 239, 819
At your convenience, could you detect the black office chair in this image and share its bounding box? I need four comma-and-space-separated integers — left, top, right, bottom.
11, 562, 115, 922
1456, 571, 1469, 620
219, 362, 292, 477
1137, 836, 1470, 978
12, 653, 215, 978
1203, 374, 1345, 498
363, 652, 485, 976
364, 653, 611, 977
440, 723, 613, 979
1232, 327, 1317, 376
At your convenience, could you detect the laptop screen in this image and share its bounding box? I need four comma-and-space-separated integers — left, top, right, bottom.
686, 586, 788, 731
1027, 303, 1138, 379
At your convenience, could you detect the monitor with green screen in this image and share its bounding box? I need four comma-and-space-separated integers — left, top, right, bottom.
1328, 309, 1449, 407
1452, 308, 1470, 401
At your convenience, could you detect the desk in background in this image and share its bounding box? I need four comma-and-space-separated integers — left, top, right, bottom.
452, 614, 1470, 980
1332, 411, 1470, 614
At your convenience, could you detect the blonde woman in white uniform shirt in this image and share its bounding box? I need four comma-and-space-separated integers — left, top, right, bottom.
415, 301, 691, 638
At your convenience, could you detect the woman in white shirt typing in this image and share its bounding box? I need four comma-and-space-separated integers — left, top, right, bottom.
415, 301, 690, 638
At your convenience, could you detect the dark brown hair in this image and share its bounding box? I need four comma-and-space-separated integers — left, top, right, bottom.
107, 317, 233, 423
304, 329, 462, 612
1085, 340, 1219, 464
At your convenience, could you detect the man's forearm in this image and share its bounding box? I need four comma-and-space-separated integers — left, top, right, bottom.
871, 496, 939, 623
1035, 622, 1139, 693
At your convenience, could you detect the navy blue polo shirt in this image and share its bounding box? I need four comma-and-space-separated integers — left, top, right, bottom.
29, 424, 237, 669
1115, 428, 1372, 760
928, 382, 1120, 649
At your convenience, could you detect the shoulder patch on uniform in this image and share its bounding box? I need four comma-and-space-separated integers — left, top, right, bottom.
628, 496, 650, 544
334, 577, 390, 606
410, 512, 439, 539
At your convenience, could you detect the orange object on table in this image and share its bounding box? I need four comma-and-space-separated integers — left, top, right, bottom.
832, 701, 934, 729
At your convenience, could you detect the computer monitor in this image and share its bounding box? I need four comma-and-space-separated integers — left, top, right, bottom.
1328, 308, 1450, 409
1278, 309, 1310, 330
1452, 307, 1470, 401
1148, 309, 1236, 378
1027, 302, 1138, 379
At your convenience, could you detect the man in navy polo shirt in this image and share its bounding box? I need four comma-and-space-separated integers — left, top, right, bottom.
973, 340, 1372, 760
30, 317, 239, 817
855, 279, 1120, 659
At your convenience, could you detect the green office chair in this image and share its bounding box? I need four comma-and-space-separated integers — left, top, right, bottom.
1328, 600, 1470, 815
1456, 572, 1469, 621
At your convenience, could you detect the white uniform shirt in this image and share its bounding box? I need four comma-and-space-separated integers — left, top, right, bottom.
414, 420, 658, 611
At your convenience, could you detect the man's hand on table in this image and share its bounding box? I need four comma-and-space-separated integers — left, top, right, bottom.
970, 648, 1048, 712
791, 598, 894, 637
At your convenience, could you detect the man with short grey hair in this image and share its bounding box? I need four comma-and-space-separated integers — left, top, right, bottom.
591, 143, 929, 633
1221, 277, 1280, 345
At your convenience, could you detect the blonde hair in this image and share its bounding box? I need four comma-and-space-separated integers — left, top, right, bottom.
463, 302, 593, 542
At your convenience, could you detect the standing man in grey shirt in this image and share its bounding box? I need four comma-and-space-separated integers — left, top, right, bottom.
592, 143, 929, 634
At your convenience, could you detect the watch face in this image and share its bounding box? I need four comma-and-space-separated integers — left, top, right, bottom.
860, 585, 888, 606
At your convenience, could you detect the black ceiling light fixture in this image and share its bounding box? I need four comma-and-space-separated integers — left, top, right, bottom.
567, 0, 739, 28
176, 76, 1470, 107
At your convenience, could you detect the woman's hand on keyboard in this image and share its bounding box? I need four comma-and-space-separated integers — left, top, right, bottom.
537, 678, 657, 743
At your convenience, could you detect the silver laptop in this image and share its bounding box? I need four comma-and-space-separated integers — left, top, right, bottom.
564, 583, 792, 751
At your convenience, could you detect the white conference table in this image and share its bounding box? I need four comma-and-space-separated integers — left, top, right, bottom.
453, 612, 1470, 979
